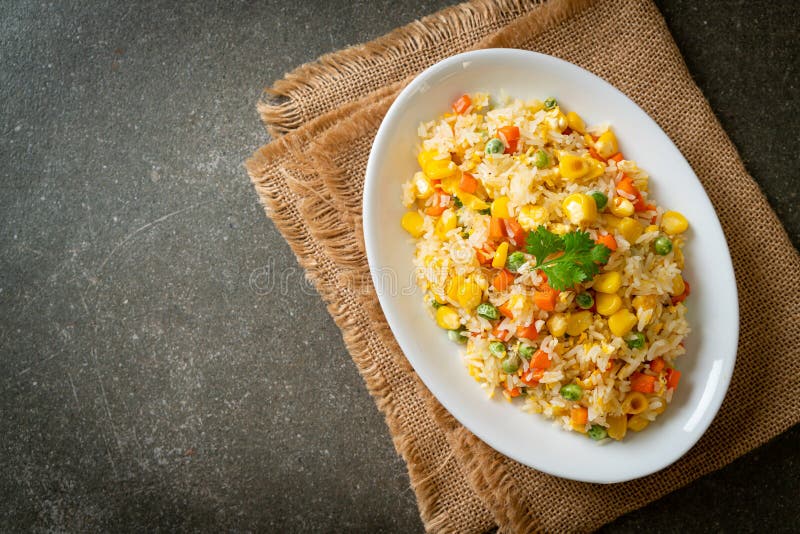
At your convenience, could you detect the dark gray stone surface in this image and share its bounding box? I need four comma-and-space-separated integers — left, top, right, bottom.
0, 0, 796, 531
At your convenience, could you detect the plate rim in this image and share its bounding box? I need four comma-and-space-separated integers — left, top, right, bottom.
363, 48, 739, 483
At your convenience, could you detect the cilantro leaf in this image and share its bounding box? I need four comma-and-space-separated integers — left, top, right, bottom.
525, 226, 563, 268
525, 226, 612, 290
590, 242, 612, 264
561, 230, 594, 255
544, 261, 582, 291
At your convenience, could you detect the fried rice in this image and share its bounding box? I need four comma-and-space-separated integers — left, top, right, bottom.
400, 92, 691, 441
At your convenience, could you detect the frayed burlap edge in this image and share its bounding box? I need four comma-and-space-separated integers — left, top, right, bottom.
305, 83, 404, 227
257, 0, 541, 137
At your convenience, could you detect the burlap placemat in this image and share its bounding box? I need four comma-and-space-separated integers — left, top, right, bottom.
246, 0, 800, 531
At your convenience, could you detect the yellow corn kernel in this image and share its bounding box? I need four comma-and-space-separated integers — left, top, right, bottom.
566, 310, 593, 336
435, 209, 457, 240
595, 292, 623, 316
561, 193, 597, 226
492, 241, 509, 269
618, 217, 643, 243
621, 392, 649, 414
468, 364, 479, 380
518, 205, 549, 231
662, 211, 689, 235
551, 405, 569, 417
584, 157, 605, 180
550, 223, 571, 235
609, 196, 635, 217
426, 158, 457, 180
671, 275, 685, 296
571, 418, 588, 433
559, 154, 591, 181
412, 171, 433, 199
490, 196, 511, 218
601, 214, 622, 229
593, 271, 622, 294
458, 191, 489, 211
546, 112, 568, 132
556, 111, 568, 131
435, 305, 461, 330
632, 294, 657, 312
401, 211, 425, 238
566, 111, 586, 134
547, 313, 568, 337
507, 294, 527, 316
627, 414, 650, 432
595, 129, 619, 159
417, 149, 436, 169
608, 309, 637, 337
645, 224, 659, 234
446, 275, 463, 302
457, 279, 483, 310
418, 150, 457, 180
606, 415, 627, 440
439, 174, 461, 195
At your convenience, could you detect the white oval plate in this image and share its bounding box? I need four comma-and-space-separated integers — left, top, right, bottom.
363, 49, 738, 483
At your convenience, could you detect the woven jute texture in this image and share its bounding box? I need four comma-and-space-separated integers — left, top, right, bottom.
246, 0, 800, 531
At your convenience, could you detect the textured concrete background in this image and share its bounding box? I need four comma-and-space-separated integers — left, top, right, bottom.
0, 0, 797, 531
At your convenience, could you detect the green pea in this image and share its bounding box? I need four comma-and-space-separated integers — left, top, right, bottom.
506, 251, 527, 272
485, 138, 504, 154
575, 292, 594, 309
559, 383, 583, 401
544, 97, 557, 110
476, 302, 499, 320
532, 149, 549, 169
587, 424, 608, 441
588, 191, 608, 211
501, 356, 519, 373
518, 344, 535, 360
489, 341, 506, 357
653, 236, 673, 255
626, 332, 646, 349
448, 329, 468, 344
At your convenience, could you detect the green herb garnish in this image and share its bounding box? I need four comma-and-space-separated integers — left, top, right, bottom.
525, 226, 611, 290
